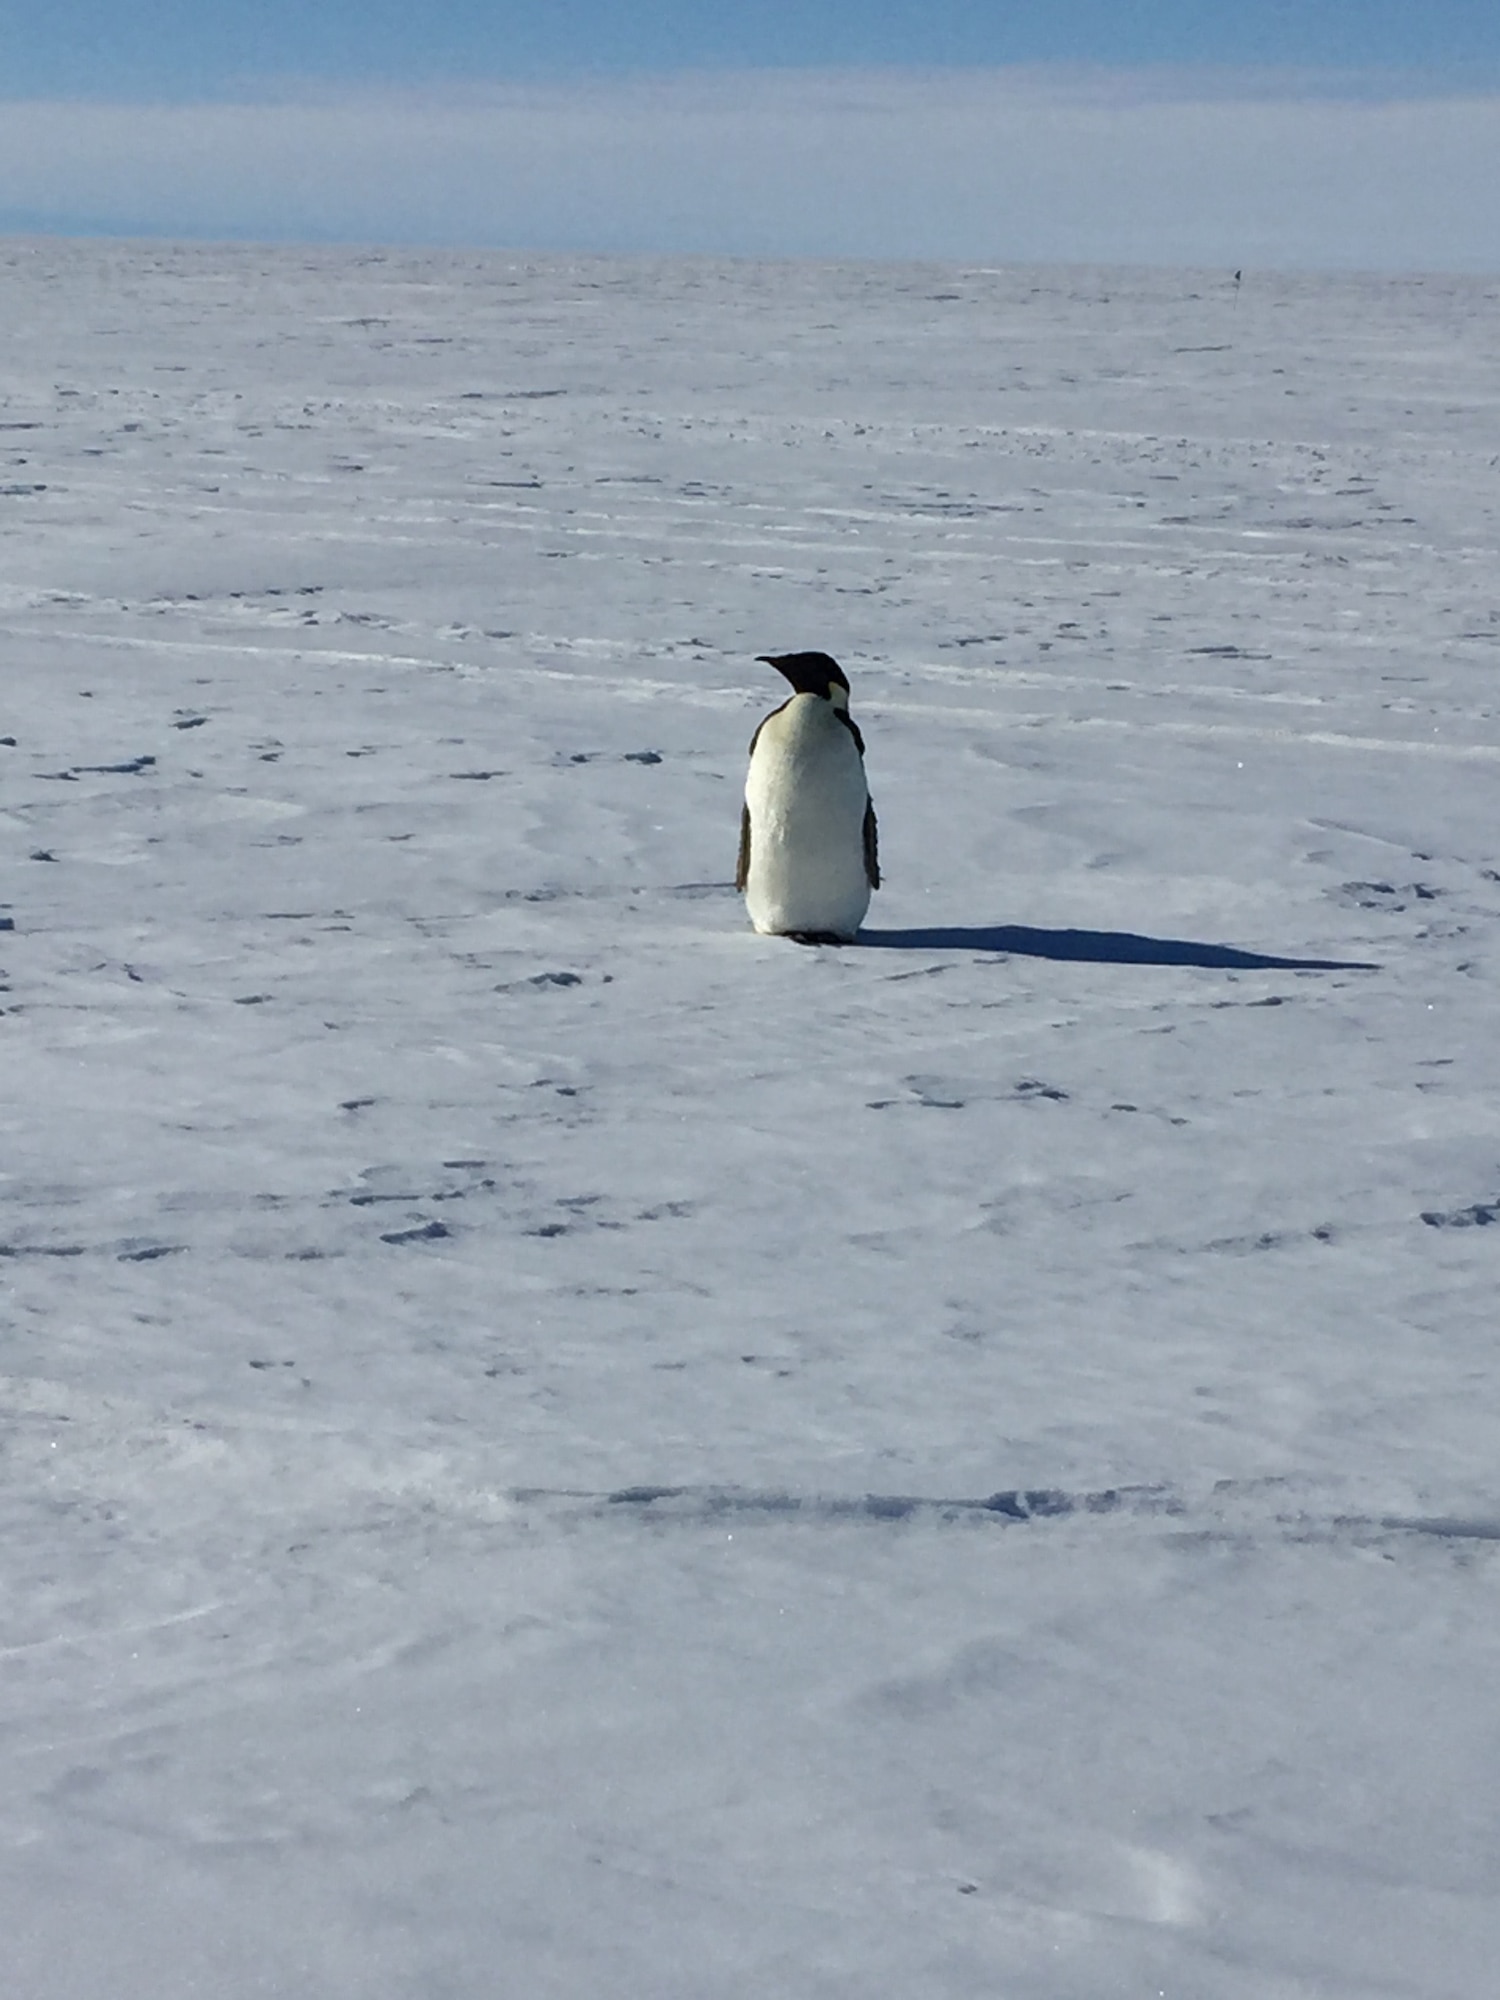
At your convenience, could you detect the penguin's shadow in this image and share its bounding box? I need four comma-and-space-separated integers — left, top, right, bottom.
856, 924, 1378, 972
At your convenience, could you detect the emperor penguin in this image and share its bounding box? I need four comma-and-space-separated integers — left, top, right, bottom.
736, 651, 879, 943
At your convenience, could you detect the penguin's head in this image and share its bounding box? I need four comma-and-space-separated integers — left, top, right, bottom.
759, 651, 851, 709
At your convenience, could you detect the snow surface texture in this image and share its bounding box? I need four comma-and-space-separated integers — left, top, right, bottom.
3, 241, 1500, 1997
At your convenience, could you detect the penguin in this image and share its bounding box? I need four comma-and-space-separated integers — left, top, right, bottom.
736, 651, 879, 943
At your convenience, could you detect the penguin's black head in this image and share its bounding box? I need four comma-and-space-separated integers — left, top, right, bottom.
758, 651, 851, 704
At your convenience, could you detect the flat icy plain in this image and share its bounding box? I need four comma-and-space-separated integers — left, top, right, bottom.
3, 241, 1500, 1996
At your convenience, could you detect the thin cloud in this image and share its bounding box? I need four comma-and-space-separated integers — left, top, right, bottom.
1, 67, 1497, 270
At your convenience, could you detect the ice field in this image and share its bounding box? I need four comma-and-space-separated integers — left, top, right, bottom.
3, 240, 1500, 1995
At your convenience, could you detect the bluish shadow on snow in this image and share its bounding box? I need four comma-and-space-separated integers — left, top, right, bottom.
857, 925, 1378, 972
514, 1484, 1500, 1544
1379, 1515, 1500, 1541
556, 1482, 1180, 1522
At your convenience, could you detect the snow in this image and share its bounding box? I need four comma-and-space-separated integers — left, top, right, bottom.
3, 239, 1500, 1996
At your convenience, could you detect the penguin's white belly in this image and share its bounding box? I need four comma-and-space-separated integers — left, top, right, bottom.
744, 698, 871, 939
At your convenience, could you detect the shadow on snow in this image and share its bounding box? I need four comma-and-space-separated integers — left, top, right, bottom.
513, 1482, 1500, 1544
856, 924, 1378, 972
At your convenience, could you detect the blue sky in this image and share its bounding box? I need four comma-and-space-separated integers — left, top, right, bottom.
2, 4, 1497, 267
6, 1, 1500, 97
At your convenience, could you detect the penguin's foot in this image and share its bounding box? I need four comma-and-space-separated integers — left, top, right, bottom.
784, 929, 853, 946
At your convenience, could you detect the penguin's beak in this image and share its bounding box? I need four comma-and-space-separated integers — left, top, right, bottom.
758, 654, 796, 686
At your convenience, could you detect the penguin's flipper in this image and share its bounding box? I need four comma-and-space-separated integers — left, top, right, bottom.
863, 798, 880, 890
736, 803, 752, 892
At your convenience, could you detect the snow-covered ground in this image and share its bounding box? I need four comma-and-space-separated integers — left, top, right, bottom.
3, 240, 1500, 1997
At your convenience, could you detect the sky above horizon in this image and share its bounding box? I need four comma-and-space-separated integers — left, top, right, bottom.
1, 3, 1497, 267
4, 1, 1500, 97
